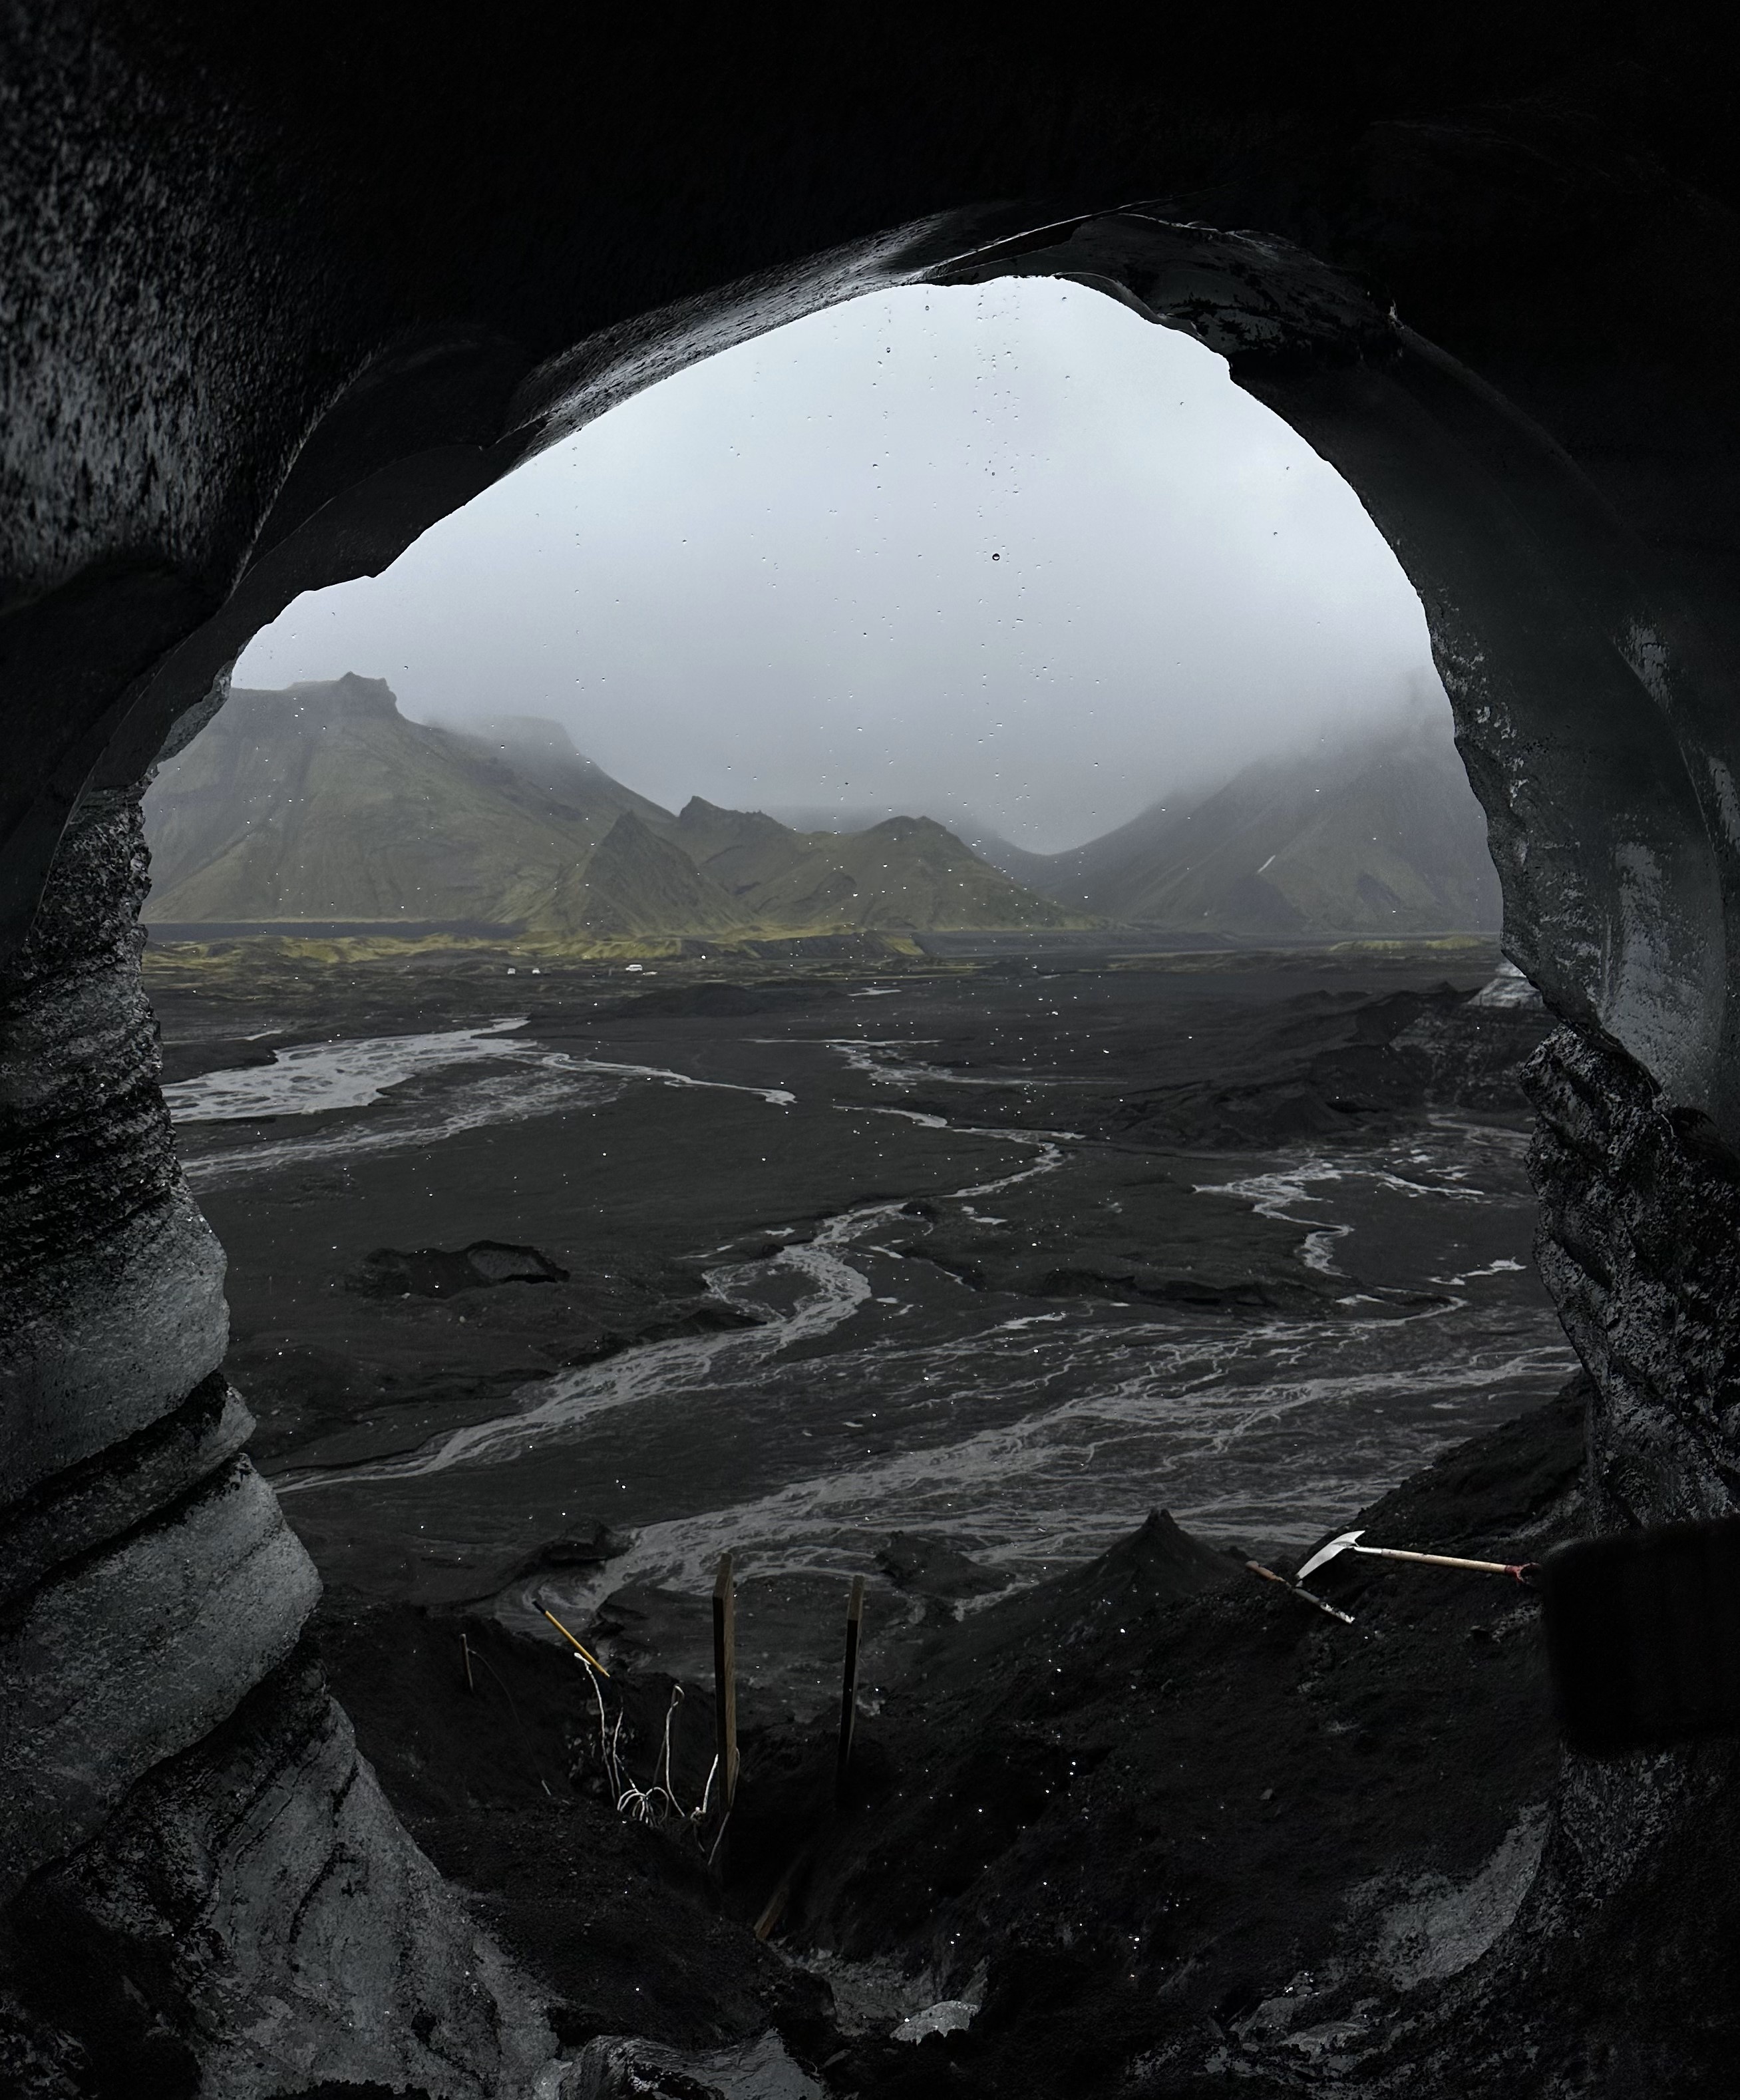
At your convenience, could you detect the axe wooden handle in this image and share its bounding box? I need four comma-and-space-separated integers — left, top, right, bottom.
1355, 1546, 1536, 1581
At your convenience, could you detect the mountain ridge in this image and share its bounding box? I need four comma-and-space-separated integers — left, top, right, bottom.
143, 677, 1085, 941
973, 710, 1501, 938
146, 679, 1496, 946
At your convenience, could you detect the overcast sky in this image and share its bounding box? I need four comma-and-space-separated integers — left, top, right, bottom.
236, 277, 1443, 853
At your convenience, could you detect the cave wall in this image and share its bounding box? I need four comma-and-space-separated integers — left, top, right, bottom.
5, 5, 1740, 2090
0, 791, 554, 2095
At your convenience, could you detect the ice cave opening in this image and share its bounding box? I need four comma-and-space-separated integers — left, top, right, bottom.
9, 41, 1740, 2082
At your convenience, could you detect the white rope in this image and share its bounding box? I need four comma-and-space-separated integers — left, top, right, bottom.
578, 1656, 715, 1833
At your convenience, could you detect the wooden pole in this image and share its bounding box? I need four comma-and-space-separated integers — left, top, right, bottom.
713, 1552, 739, 1810
1353, 1544, 1537, 1580
836, 1574, 866, 1803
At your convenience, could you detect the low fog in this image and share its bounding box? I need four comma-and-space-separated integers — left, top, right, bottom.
236, 278, 1443, 854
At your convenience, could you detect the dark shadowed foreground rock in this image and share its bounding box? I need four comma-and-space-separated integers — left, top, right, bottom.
7, 1654, 553, 2097
0, 1457, 317, 1900
317, 1385, 1704, 2097
0, 801, 554, 2094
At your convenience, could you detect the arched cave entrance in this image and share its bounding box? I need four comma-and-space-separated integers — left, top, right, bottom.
138, 267, 1564, 1791
7, 30, 1740, 2093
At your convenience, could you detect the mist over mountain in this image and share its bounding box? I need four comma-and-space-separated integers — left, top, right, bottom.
972, 707, 1502, 938
232, 279, 1449, 854
143, 677, 1081, 939
442, 714, 673, 820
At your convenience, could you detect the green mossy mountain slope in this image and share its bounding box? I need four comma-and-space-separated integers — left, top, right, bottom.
543, 811, 746, 937
672, 800, 1079, 932
143, 678, 1081, 938
144, 677, 663, 928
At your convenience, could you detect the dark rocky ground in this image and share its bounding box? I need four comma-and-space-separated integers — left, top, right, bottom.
318, 1375, 1590, 2097
144, 936, 1550, 1511
142, 934, 1607, 2093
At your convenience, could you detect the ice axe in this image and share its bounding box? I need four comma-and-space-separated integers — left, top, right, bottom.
1298, 1528, 1538, 1586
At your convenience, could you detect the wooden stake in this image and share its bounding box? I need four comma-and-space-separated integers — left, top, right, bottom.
836, 1574, 866, 1802
540, 1604, 610, 1675
713, 1552, 739, 1809
461, 1630, 474, 1693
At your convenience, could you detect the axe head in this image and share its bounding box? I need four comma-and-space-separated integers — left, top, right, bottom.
1297, 1529, 1365, 1583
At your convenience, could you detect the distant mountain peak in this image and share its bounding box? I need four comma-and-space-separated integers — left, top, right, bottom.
676, 795, 786, 832
595, 808, 655, 848
231, 672, 403, 728
325, 670, 397, 705
972, 708, 1500, 938
144, 680, 668, 930
540, 805, 742, 937
317, 671, 397, 710
144, 682, 1091, 942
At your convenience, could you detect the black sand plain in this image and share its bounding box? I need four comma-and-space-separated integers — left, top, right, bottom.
146, 933, 1585, 2095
